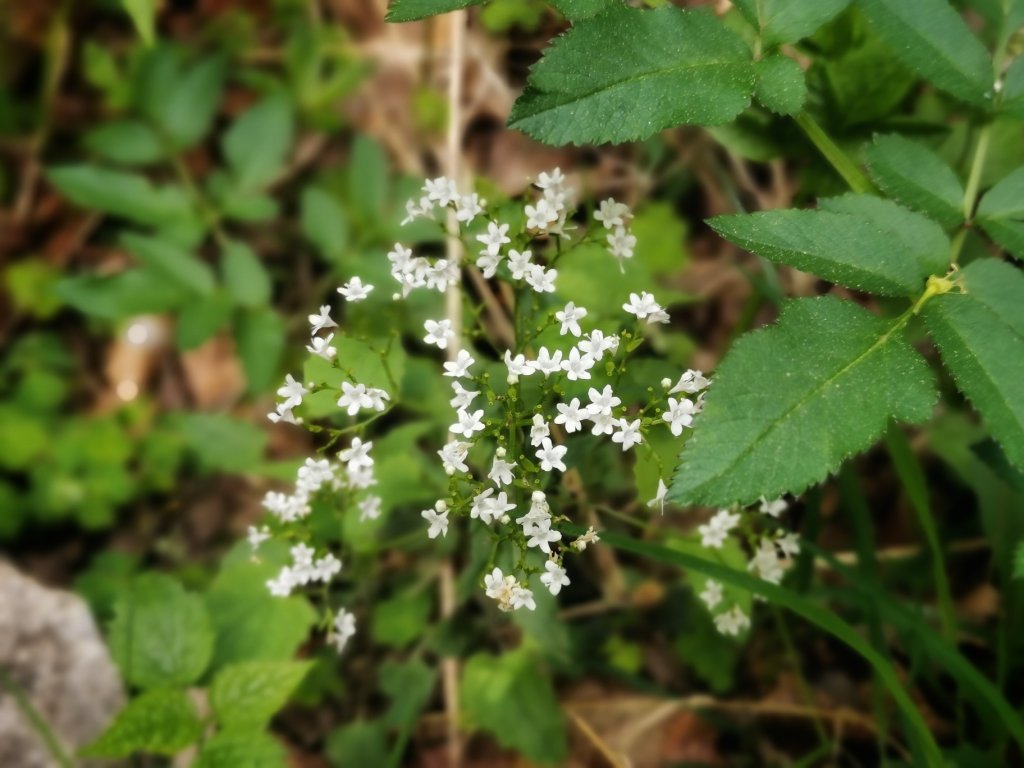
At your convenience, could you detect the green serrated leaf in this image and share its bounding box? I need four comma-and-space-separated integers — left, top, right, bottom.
460, 649, 568, 765
864, 134, 965, 230
856, 0, 994, 107
508, 5, 754, 146
754, 54, 807, 115
210, 661, 312, 730
109, 573, 215, 690
733, 0, 851, 46
222, 241, 272, 307
386, 0, 484, 22
923, 259, 1024, 470
47, 165, 193, 226
709, 201, 937, 296
84, 120, 165, 165
223, 92, 294, 190
976, 167, 1024, 257
547, 0, 617, 21
121, 232, 216, 295
82, 688, 201, 758
194, 730, 286, 768
817, 194, 950, 277
670, 297, 936, 506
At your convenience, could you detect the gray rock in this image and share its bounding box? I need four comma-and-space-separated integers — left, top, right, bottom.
0, 560, 125, 768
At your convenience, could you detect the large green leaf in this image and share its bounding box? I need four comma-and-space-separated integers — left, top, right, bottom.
923, 259, 1024, 470
709, 199, 941, 296
864, 134, 965, 230
47, 165, 193, 226
670, 297, 936, 505
122, 0, 157, 45
56, 267, 191, 319
976, 167, 1024, 258
547, 0, 617, 21
753, 54, 807, 116
300, 186, 349, 262
109, 573, 215, 690
508, 5, 754, 145
121, 232, 216, 295
223, 92, 294, 191
210, 661, 312, 730
82, 688, 201, 758
222, 241, 272, 307
84, 120, 166, 165
194, 731, 286, 768
733, 0, 851, 46
136, 49, 225, 150
386, 0, 484, 22
461, 649, 568, 765
856, 0, 994, 107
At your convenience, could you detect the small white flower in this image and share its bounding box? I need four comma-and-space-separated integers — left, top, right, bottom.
509, 585, 536, 611
438, 440, 470, 474
714, 605, 751, 637
366, 387, 389, 412
578, 329, 617, 361
623, 291, 662, 321
555, 302, 588, 337
507, 249, 532, 280
475, 250, 502, 278
524, 263, 557, 293
536, 167, 565, 191
588, 410, 616, 436
277, 374, 309, 409
587, 385, 621, 416
607, 226, 636, 263
536, 438, 567, 472
759, 497, 788, 518
306, 334, 336, 360
451, 408, 485, 438
647, 479, 668, 514
527, 522, 562, 554
748, 538, 785, 584
456, 193, 485, 223
530, 414, 550, 447
540, 560, 570, 596
424, 318, 455, 349
476, 221, 510, 256
554, 398, 586, 433
266, 567, 295, 596
699, 579, 723, 610
330, 607, 357, 653
504, 350, 535, 380
525, 197, 560, 230
488, 449, 517, 487
698, 509, 740, 549
248, 525, 270, 551
401, 195, 434, 226
338, 276, 374, 302
422, 501, 449, 539
777, 532, 801, 558
562, 347, 594, 381
338, 437, 374, 470
424, 176, 459, 206
308, 305, 337, 334
533, 347, 563, 377
358, 495, 382, 521
443, 349, 475, 378
669, 369, 711, 394
572, 526, 600, 551
663, 397, 697, 436
450, 380, 480, 410
337, 381, 374, 415
611, 418, 642, 451
268, 402, 301, 427
594, 198, 631, 229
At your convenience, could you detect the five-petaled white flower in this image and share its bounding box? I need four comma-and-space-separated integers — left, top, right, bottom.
450, 381, 479, 410
456, 193, 484, 222
438, 440, 470, 474
594, 198, 631, 229
533, 347, 563, 377
337, 382, 374, 415
277, 374, 309, 409
699, 509, 740, 549
611, 418, 642, 451
329, 607, 356, 653
562, 347, 593, 381
555, 302, 587, 337
714, 605, 750, 637
488, 449, 517, 487
540, 560, 570, 595
669, 369, 711, 394
587, 385, 621, 416
530, 414, 550, 447
443, 349, 475, 378
424, 319, 455, 349
358, 495, 382, 521
450, 408, 485, 437
504, 351, 535, 380
338, 277, 374, 302
525, 263, 557, 293
607, 226, 636, 262
307, 333, 336, 360
578, 329, 617, 360
422, 501, 449, 539
536, 438, 568, 472
424, 176, 459, 206
508, 249, 532, 280
759, 497, 788, 518
525, 198, 560, 230
554, 398, 587, 433
476, 221, 510, 256
588, 410, 616, 436
338, 437, 373, 469
663, 397, 697, 436
308, 305, 337, 334
699, 579, 723, 610
623, 291, 663, 320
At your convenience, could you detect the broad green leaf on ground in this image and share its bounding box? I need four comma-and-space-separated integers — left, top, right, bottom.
856, 0, 994, 107
753, 54, 807, 115
82, 688, 201, 758
507, 5, 754, 145
461, 649, 568, 765
55, 268, 191, 319
733, 0, 851, 46
204, 545, 316, 670
109, 573, 214, 689
976, 167, 1024, 257
548, 0, 617, 21
210, 661, 312, 730
235, 307, 285, 394
47, 165, 193, 226
301, 186, 349, 262
121, 232, 216, 295
176, 413, 267, 473
223, 92, 294, 190
379, 659, 437, 729
222, 241, 272, 307
371, 590, 433, 648
348, 136, 391, 220
386, 0, 483, 22
122, 0, 157, 45
1002, 57, 1024, 119
709, 201, 938, 296
84, 120, 165, 165
817, 194, 950, 276
864, 134, 965, 230
923, 259, 1024, 470
176, 294, 233, 349
326, 721, 389, 767
136, 49, 225, 150
670, 297, 936, 505
194, 731, 286, 768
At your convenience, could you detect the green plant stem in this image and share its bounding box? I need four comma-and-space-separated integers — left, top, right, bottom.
962, 123, 991, 221
793, 113, 873, 194
0, 666, 75, 768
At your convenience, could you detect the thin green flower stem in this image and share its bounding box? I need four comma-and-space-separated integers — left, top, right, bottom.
793, 112, 873, 195
769, 605, 833, 752
0, 666, 75, 768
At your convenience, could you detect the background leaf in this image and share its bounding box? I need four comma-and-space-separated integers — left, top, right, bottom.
210, 660, 312, 730
223, 92, 294, 191
508, 5, 754, 145
47, 165, 193, 227
82, 688, 201, 758
121, 232, 216, 295
194, 731, 286, 768
122, 0, 157, 45
733, 0, 851, 46
753, 54, 807, 115
386, 0, 484, 22
670, 297, 936, 505
976, 167, 1024, 257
